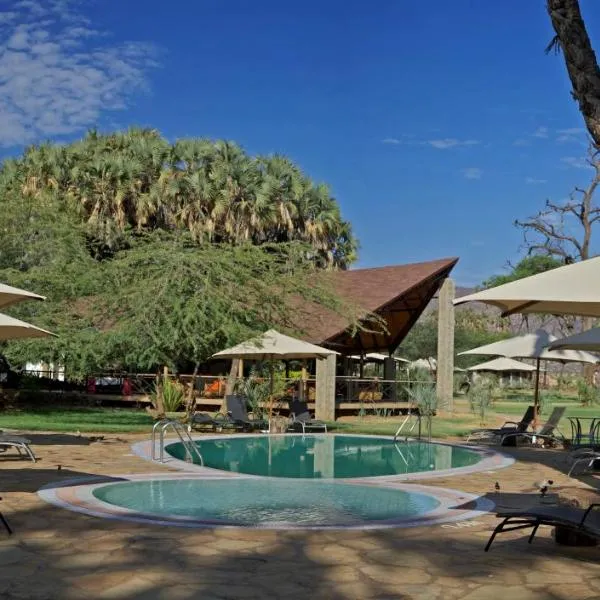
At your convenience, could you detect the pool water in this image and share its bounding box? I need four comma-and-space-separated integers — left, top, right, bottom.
92, 478, 441, 527
166, 435, 482, 478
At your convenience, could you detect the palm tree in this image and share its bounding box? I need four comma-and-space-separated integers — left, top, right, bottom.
547, 0, 600, 147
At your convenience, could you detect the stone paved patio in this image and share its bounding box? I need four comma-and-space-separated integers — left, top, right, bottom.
1, 432, 599, 599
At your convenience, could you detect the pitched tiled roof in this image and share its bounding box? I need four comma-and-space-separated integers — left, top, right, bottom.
295, 257, 458, 354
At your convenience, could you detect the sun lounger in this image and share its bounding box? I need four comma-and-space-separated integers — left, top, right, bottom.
499, 406, 566, 447
466, 405, 534, 444
0, 434, 36, 462
226, 395, 268, 432
568, 447, 600, 477
288, 400, 327, 434
187, 411, 233, 433
485, 503, 600, 551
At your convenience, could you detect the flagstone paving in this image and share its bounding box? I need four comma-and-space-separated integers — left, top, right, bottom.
0, 432, 599, 599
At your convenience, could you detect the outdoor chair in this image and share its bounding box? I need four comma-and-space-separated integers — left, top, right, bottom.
499, 406, 566, 447
225, 395, 268, 432
288, 400, 327, 434
567, 447, 600, 477
484, 503, 600, 551
0, 434, 36, 462
466, 405, 534, 444
187, 410, 234, 433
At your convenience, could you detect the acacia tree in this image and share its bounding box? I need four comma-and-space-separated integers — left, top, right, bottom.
547, 0, 600, 148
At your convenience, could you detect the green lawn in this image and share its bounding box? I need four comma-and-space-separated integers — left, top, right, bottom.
0, 406, 155, 433
1, 392, 598, 439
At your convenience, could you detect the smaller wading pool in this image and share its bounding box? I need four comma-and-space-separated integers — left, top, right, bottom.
38, 474, 493, 530
164, 434, 496, 479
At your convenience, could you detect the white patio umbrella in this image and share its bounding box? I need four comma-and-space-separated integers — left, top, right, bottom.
459, 330, 599, 424
0, 312, 55, 340
549, 327, 600, 352
467, 357, 537, 373
0, 283, 45, 310
213, 329, 337, 428
454, 256, 600, 318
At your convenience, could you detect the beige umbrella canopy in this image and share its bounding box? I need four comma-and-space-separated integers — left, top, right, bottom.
213, 330, 336, 429
549, 327, 600, 352
454, 257, 600, 318
0, 312, 55, 340
0, 283, 45, 310
213, 329, 337, 361
467, 357, 537, 372
459, 329, 600, 424
459, 330, 599, 424
459, 331, 600, 365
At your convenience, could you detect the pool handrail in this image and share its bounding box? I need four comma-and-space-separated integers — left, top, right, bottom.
152, 418, 204, 466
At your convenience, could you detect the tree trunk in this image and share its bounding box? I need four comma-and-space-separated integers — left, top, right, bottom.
185, 362, 201, 419
547, 0, 600, 147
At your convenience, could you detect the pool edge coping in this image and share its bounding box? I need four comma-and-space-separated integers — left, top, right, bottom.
130, 432, 515, 482
37, 473, 496, 531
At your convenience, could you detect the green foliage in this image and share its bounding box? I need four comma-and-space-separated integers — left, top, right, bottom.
152, 378, 185, 413
481, 255, 563, 289
2, 234, 359, 376
234, 375, 276, 420
398, 309, 510, 368
0, 129, 357, 269
576, 378, 599, 406
0, 129, 366, 377
468, 375, 498, 425
406, 383, 437, 416
404, 368, 437, 414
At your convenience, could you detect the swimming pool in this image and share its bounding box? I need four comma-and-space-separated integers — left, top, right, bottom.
39, 473, 493, 530
164, 434, 487, 479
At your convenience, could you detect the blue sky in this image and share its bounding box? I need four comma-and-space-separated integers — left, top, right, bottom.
1, 0, 599, 286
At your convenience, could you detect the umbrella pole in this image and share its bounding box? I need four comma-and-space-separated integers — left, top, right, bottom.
533, 357, 541, 429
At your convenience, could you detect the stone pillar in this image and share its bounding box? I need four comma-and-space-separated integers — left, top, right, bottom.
436, 278, 455, 411
315, 354, 336, 421
383, 357, 396, 400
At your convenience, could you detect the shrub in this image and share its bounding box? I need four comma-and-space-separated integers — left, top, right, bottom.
468, 375, 498, 426
576, 378, 598, 406
152, 377, 185, 413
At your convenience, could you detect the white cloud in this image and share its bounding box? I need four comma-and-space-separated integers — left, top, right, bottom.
525, 177, 547, 184
513, 138, 530, 147
461, 167, 483, 180
427, 138, 479, 150
561, 156, 592, 169
532, 126, 549, 138
381, 137, 401, 144
556, 127, 586, 143
0, 0, 158, 147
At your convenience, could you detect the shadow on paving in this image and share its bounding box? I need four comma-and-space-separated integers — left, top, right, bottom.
0, 468, 120, 493
492, 444, 600, 494
9, 433, 108, 446
0, 500, 599, 600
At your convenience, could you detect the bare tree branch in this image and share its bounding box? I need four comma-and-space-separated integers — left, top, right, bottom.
516, 142, 600, 262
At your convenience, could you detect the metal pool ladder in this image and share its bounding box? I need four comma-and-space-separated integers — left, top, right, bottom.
151, 418, 204, 466
393, 410, 422, 442
393, 409, 432, 442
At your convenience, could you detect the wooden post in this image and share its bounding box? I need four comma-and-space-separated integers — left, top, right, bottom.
224, 359, 240, 411
436, 278, 455, 411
